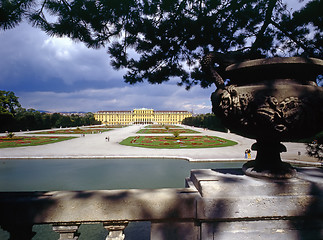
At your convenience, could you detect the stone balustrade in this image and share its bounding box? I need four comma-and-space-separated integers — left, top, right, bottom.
1, 168, 323, 239
0, 188, 200, 240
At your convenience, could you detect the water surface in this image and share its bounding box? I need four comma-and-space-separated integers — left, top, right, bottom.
0, 158, 243, 191
0, 158, 243, 239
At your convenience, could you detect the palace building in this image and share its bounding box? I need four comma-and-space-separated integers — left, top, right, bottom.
94, 108, 192, 125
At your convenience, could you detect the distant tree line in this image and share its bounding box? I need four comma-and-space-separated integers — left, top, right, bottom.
0, 90, 99, 132
1, 108, 100, 133
182, 113, 227, 132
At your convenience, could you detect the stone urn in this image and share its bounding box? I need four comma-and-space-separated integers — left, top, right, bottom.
211, 57, 323, 178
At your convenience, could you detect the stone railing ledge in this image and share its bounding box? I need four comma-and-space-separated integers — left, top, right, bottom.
2, 168, 323, 239
0, 188, 200, 226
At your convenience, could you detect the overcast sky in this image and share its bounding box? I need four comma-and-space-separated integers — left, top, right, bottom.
0, 22, 214, 114
0, 1, 308, 114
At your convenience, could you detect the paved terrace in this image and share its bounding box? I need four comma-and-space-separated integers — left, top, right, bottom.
0, 125, 318, 165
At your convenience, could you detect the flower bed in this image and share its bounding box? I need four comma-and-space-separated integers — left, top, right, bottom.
120, 136, 237, 149
0, 136, 76, 148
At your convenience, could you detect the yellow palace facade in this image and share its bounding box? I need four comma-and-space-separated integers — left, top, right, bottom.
94, 108, 192, 125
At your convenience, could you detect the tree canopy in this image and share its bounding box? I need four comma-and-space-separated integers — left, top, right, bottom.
0, 90, 21, 115
1, 0, 322, 89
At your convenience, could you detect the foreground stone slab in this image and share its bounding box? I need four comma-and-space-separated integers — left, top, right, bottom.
0, 188, 199, 224
187, 168, 323, 239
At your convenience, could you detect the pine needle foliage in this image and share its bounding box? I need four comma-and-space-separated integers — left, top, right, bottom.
1, 0, 322, 88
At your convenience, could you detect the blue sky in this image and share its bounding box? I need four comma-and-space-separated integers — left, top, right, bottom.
0, 22, 214, 113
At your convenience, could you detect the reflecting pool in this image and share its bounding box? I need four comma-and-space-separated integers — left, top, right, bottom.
0, 158, 244, 191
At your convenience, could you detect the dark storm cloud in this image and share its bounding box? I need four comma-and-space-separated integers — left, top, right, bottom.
0, 23, 126, 91
0, 23, 213, 113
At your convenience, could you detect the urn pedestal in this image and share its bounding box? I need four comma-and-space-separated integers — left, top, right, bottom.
211, 57, 323, 178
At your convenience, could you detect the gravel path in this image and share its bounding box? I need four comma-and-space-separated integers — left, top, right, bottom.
0, 125, 319, 165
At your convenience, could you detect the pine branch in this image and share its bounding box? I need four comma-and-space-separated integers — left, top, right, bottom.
269, 20, 313, 54
250, 0, 278, 53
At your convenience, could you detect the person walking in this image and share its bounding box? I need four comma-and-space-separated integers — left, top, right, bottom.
247, 149, 251, 159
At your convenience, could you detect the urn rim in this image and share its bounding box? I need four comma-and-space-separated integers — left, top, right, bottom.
226, 57, 323, 72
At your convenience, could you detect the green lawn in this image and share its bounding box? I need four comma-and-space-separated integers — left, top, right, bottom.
0, 136, 76, 148
120, 135, 237, 149
30, 128, 112, 134
92, 125, 126, 128
144, 125, 182, 128
137, 128, 200, 134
